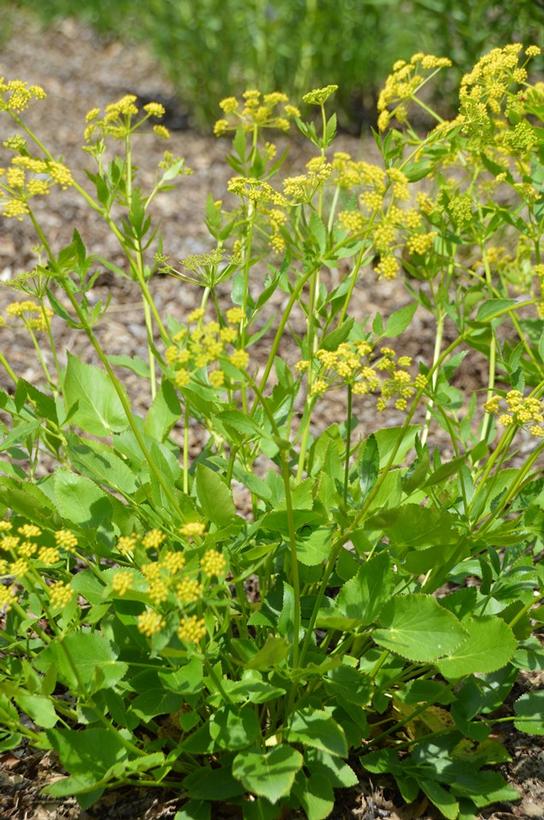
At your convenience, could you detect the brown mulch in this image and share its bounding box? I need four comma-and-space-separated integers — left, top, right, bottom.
0, 11, 543, 820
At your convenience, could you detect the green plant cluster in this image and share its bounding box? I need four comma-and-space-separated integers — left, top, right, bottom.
0, 46, 544, 819
2, 0, 543, 129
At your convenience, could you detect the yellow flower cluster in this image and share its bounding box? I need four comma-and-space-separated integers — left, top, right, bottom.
84, 95, 168, 141
406, 231, 436, 255
200, 549, 227, 577
0, 77, 46, 113
227, 176, 287, 207
137, 609, 164, 637
3, 300, 53, 332
177, 577, 203, 603
38, 546, 60, 565
445, 44, 541, 162
484, 390, 544, 437
282, 156, 333, 204
116, 534, 137, 555
302, 85, 338, 106
48, 581, 73, 609
180, 521, 206, 539
0, 523, 78, 584
214, 90, 299, 137
331, 157, 429, 279
116, 522, 225, 644
142, 528, 166, 550
0, 584, 17, 612
378, 53, 451, 131
178, 615, 206, 644
18, 523, 41, 537
111, 571, 133, 596
301, 342, 425, 411
55, 529, 78, 551
0, 155, 74, 220
165, 308, 248, 390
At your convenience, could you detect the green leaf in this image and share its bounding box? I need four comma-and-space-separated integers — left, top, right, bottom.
66, 435, 138, 494
309, 212, 327, 253
195, 464, 236, 527
321, 318, 354, 351
51, 469, 115, 531
42, 773, 102, 798
47, 727, 127, 777
245, 636, 290, 670
359, 434, 379, 499
385, 302, 417, 337
374, 594, 467, 662
419, 778, 459, 820
15, 693, 57, 728
476, 299, 518, 322
144, 379, 180, 441
109, 354, 150, 379
367, 504, 458, 551
324, 664, 371, 707
294, 771, 334, 819
373, 425, 418, 468
216, 409, 264, 440
232, 745, 303, 804
337, 553, 393, 625
35, 632, 127, 694
297, 527, 331, 566
174, 801, 211, 820
514, 691, 544, 735
305, 749, 358, 788
227, 678, 286, 704
183, 766, 245, 800
437, 616, 517, 678
208, 705, 260, 750
130, 689, 183, 721
63, 353, 128, 435
287, 709, 348, 757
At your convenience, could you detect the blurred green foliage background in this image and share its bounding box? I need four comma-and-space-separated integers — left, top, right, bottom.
1, 0, 543, 130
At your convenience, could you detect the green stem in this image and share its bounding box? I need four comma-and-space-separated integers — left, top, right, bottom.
254, 263, 319, 402
295, 396, 317, 481
0, 351, 17, 383
62, 286, 183, 517
183, 400, 190, 494
420, 303, 444, 447
343, 384, 353, 503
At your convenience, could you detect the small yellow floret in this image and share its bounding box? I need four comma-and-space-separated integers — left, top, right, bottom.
117, 534, 137, 555
180, 521, 206, 538
142, 529, 166, 550
144, 102, 166, 117
175, 368, 191, 388
200, 549, 227, 577
38, 546, 60, 565
55, 529, 78, 551
226, 307, 244, 324
18, 523, 41, 537
177, 577, 203, 603
137, 609, 164, 637
161, 550, 186, 573
209, 370, 225, 388
178, 615, 206, 643
229, 349, 249, 369
49, 581, 73, 608
111, 571, 133, 596
0, 585, 17, 611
